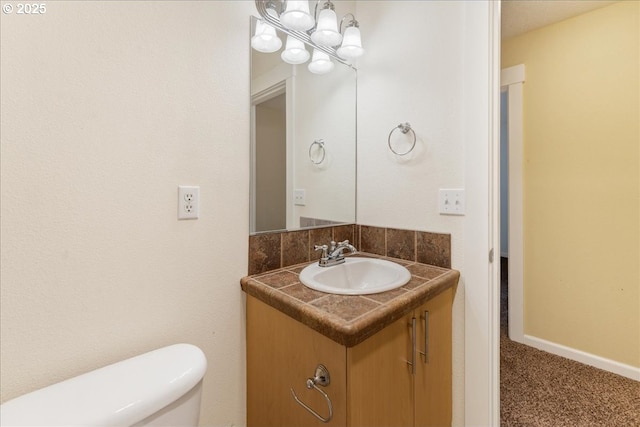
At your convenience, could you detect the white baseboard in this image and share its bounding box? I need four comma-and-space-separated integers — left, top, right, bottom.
523, 334, 640, 381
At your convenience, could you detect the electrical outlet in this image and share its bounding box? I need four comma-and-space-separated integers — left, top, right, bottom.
439, 189, 465, 215
294, 189, 306, 206
178, 185, 199, 220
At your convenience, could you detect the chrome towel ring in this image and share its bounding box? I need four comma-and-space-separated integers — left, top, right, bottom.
309, 139, 326, 165
388, 122, 416, 155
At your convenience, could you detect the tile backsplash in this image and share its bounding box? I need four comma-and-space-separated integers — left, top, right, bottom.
248, 224, 451, 275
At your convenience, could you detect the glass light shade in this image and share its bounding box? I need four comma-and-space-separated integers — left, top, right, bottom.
281, 36, 310, 64
308, 49, 335, 74
310, 8, 342, 46
337, 26, 364, 59
251, 19, 282, 53
280, 1, 315, 31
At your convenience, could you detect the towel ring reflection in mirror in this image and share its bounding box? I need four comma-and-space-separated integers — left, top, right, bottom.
309, 139, 326, 165
388, 122, 416, 155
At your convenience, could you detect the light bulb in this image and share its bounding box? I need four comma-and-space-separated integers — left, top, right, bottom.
251, 19, 282, 53
281, 36, 310, 65
280, 1, 315, 31
310, 7, 342, 46
337, 25, 364, 59
308, 49, 335, 74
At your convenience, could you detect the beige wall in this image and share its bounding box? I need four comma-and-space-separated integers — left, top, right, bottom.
355, 1, 476, 424
0, 1, 253, 425
502, 1, 639, 367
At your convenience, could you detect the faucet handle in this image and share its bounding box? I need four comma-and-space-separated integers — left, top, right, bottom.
314, 244, 328, 259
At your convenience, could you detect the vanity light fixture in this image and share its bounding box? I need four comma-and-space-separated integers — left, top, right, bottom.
251, 19, 282, 53
251, 5, 282, 53
253, 0, 364, 72
308, 48, 335, 74
310, 1, 342, 47
280, 0, 315, 31
336, 14, 363, 60
281, 36, 311, 64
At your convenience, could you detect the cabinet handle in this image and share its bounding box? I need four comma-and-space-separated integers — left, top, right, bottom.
420, 310, 429, 363
407, 317, 417, 375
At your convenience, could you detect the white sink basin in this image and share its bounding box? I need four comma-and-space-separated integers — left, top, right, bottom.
299, 257, 411, 295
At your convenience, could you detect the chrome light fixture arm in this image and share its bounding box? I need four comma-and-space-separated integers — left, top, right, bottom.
255, 0, 352, 67
339, 12, 358, 32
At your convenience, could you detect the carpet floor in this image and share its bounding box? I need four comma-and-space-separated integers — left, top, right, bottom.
500, 261, 640, 426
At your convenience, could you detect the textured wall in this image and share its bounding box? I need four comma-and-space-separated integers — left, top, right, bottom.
354, 2, 469, 425
0, 2, 253, 425
502, 1, 639, 367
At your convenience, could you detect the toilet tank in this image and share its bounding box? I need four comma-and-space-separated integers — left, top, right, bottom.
0, 343, 207, 427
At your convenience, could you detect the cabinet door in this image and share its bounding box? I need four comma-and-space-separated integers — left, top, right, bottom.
246, 296, 347, 427
347, 312, 414, 427
414, 288, 453, 427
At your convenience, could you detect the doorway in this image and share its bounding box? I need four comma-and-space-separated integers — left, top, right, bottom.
253, 92, 287, 232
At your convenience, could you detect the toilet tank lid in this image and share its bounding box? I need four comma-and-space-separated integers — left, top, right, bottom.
0, 343, 207, 427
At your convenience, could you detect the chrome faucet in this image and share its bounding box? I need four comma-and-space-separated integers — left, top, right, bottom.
313, 240, 357, 267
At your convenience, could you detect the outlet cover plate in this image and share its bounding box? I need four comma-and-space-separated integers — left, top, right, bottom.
178, 185, 199, 220
294, 189, 306, 206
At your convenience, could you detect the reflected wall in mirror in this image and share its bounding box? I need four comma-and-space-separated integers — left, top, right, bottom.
250, 15, 357, 234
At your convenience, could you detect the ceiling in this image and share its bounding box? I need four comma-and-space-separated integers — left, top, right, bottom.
501, 0, 618, 39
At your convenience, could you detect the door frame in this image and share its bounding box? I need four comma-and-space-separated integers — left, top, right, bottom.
463, 1, 501, 425
501, 64, 526, 343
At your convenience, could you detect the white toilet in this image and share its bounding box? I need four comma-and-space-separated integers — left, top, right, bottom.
0, 343, 207, 426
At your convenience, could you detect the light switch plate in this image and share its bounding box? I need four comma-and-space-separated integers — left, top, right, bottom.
439, 189, 465, 215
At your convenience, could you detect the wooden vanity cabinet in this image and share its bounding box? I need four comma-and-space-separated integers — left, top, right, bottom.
246, 287, 453, 427
415, 287, 453, 427
347, 287, 453, 427
246, 296, 348, 427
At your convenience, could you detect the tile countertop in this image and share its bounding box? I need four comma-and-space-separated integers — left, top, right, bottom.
240, 253, 460, 347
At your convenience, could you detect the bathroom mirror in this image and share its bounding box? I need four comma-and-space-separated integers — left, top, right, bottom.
250, 16, 357, 234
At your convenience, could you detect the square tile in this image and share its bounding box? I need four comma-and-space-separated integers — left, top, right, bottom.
282, 230, 309, 267
360, 225, 386, 255
417, 231, 451, 268
248, 233, 281, 275
311, 294, 380, 322
387, 228, 416, 261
